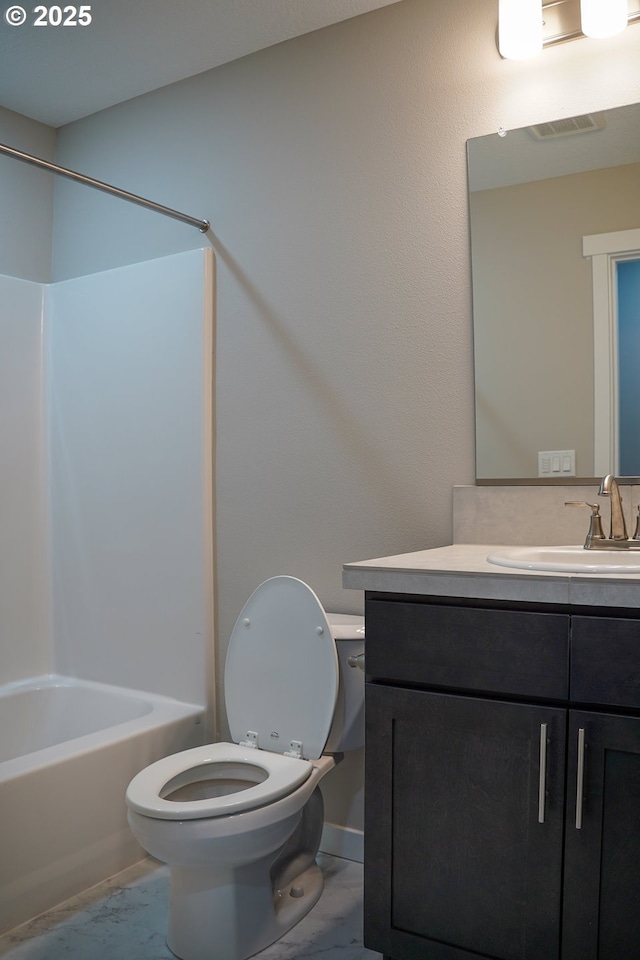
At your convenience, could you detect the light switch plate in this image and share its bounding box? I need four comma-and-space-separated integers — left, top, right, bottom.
538, 449, 576, 477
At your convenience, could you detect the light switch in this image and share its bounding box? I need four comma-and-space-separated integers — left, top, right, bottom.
538, 449, 576, 477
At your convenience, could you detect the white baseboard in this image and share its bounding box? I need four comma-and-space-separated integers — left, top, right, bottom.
320, 822, 364, 863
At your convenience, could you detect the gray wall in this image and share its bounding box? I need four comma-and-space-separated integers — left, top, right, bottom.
52, 0, 640, 607
0, 107, 55, 282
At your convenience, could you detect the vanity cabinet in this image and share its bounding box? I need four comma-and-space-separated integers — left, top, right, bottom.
363, 594, 640, 960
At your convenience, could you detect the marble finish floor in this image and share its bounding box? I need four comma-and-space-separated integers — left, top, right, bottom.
0, 854, 381, 960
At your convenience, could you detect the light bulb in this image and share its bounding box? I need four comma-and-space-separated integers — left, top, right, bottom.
498, 0, 543, 60
580, 0, 628, 39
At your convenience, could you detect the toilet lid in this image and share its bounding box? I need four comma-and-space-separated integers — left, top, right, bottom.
225, 577, 339, 760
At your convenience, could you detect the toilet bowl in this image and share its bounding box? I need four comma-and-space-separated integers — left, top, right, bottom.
126, 576, 365, 960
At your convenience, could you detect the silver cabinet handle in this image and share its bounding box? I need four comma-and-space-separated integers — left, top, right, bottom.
575, 727, 586, 830
538, 723, 548, 824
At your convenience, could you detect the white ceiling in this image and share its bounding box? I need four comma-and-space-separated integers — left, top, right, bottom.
0, 0, 402, 128
468, 102, 640, 191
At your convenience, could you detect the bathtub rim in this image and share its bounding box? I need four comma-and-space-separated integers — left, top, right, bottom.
0, 673, 205, 782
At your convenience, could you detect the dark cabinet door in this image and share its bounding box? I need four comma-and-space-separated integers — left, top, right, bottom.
365, 684, 566, 960
562, 711, 640, 960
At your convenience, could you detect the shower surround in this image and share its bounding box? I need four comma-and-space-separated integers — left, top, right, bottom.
0, 248, 215, 933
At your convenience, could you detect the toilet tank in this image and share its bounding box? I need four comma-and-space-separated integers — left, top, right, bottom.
323, 613, 365, 754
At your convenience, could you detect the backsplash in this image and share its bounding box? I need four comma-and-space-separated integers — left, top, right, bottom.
453, 485, 640, 546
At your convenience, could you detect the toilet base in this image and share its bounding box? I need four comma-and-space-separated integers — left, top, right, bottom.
166, 786, 327, 960
272, 861, 324, 937
167, 858, 324, 960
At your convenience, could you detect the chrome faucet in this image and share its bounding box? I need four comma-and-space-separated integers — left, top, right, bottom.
566, 475, 640, 550
599, 474, 628, 540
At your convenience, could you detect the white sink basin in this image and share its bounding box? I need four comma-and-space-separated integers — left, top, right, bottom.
487, 545, 640, 574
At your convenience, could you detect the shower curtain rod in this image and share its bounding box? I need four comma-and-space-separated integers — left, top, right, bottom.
0, 141, 210, 233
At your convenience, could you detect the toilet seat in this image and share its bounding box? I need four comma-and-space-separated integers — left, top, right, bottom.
126, 742, 312, 820
127, 577, 339, 824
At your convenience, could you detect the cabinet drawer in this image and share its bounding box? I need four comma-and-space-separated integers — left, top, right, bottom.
365, 597, 569, 699
572, 616, 640, 708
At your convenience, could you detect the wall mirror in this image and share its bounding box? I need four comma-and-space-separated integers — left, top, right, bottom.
468, 101, 640, 483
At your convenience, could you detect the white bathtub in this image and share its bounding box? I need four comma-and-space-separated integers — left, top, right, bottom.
0, 675, 206, 935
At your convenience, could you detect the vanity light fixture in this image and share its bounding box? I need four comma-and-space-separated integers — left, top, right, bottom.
498, 0, 640, 59
498, 0, 543, 59
580, 0, 628, 38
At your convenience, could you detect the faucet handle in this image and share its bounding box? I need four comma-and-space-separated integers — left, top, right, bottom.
565, 501, 605, 546
633, 506, 640, 542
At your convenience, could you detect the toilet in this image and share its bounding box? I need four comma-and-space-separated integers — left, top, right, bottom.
126, 576, 365, 960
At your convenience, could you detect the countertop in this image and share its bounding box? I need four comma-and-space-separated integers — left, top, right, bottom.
342, 544, 640, 607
